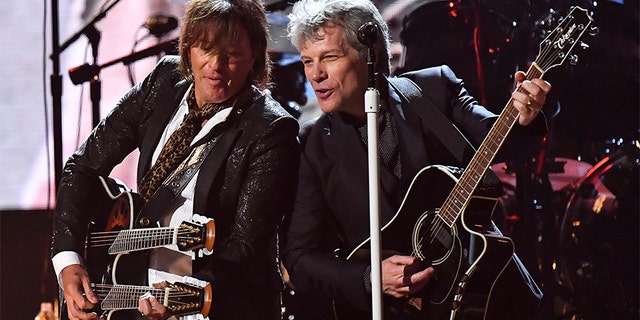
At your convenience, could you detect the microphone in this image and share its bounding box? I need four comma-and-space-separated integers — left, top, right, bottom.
144, 14, 178, 38
357, 22, 378, 48
357, 22, 379, 88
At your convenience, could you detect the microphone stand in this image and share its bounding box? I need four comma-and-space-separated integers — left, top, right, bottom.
68, 38, 178, 85
49, 0, 121, 192
50, 1, 63, 314
87, 25, 102, 128
360, 23, 383, 320
50, 0, 62, 198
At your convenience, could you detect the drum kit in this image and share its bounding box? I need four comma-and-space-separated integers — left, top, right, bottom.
555, 141, 639, 319
490, 139, 639, 319
394, 0, 639, 318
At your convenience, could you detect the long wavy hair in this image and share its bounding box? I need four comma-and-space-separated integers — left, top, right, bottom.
178, 0, 271, 89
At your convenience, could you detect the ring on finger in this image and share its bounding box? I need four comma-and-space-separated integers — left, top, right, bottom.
527, 99, 533, 106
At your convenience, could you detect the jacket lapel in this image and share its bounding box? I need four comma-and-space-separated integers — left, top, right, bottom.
192, 94, 265, 213
137, 80, 190, 181
388, 82, 428, 180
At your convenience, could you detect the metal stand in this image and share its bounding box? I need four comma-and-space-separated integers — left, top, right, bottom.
359, 22, 383, 320
366, 86, 383, 320
49, 0, 122, 193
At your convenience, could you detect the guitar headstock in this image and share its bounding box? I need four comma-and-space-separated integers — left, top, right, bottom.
177, 219, 216, 251
535, 6, 597, 73
167, 282, 213, 317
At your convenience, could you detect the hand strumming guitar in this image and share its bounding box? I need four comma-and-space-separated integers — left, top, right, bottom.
60, 264, 99, 320
381, 255, 435, 298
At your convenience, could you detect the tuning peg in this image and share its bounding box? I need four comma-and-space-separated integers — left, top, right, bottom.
568, 54, 579, 66
579, 42, 590, 50
589, 26, 599, 36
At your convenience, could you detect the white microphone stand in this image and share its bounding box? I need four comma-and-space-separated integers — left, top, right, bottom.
360, 22, 383, 320
366, 86, 383, 320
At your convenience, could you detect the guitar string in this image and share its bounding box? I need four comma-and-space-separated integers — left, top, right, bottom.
93, 284, 201, 308
93, 286, 199, 299
89, 229, 204, 248
89, 231, 200, 243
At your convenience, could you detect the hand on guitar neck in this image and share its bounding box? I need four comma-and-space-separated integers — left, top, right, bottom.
138, 291, 170, 320
60, 265, 212, 320
511, 70, 551, 126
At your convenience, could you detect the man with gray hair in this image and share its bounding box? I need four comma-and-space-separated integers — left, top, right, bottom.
282, 0, 549, 319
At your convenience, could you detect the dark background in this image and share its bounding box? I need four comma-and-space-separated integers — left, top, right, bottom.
1, 210, 58, 318
1, 0, 637, 319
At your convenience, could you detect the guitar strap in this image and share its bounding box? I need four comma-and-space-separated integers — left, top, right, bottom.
387, 75, 475, 165
134, 136, 221, 228
136, 88, 261, 228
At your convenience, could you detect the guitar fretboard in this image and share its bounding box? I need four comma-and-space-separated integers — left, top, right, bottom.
109, 227, 178, 254
93, 283, 204, 313
439, 66, 544, 227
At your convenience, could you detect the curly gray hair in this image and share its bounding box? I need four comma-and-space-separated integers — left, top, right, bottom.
287, 0, 391, 75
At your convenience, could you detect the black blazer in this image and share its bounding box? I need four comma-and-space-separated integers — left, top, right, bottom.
52, 56, 300, 319
283, 65, 545, 317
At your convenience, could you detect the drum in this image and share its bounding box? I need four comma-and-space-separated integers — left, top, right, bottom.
555, 143, 639, 319
490, 158, 593, 290
491, 158, 593, 193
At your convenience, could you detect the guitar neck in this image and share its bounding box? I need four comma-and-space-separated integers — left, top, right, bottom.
93, 282, 211, 317
438, 6, 595, 226
89, 219, 213, 255
108, 227, 177, 254
439, 64, 545, 226
98, 284, 163, 310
